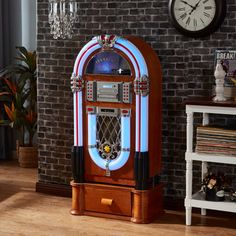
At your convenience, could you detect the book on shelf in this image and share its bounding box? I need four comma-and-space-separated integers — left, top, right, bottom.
197, 126, 236, 139
196, 147, 236, 156
197, 126, 236, 136
215, 50, 236, 87
195, 125, 236, 156
196, 140, 236, 149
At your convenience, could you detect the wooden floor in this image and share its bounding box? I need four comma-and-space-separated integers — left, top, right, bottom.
0, 160, 235, 236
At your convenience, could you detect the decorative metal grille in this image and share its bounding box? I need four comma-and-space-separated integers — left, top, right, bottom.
96, 115, 121, 160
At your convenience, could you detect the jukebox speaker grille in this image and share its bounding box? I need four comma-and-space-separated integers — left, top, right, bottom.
96, 114, 121, 160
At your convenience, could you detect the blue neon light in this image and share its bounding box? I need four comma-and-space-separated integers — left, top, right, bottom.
87, 112, 130, 171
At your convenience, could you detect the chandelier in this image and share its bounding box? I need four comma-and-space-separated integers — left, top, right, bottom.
48, 0, 78, 39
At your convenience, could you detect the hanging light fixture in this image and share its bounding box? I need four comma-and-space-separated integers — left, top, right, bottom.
48, 0, 78, 39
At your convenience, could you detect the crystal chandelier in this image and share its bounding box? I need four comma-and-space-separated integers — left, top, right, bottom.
48, 0, 78, 39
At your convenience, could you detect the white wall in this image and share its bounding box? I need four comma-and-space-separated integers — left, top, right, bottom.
21, 0, 36, 51
8, 0, 22, 62
8, 0, 36, 62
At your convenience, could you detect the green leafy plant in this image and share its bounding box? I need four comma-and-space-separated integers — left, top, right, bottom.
0, 47, 37, 146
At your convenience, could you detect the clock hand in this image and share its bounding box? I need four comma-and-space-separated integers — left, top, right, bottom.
177, 8, 196, 21
195, 0, 202, 9
180, 0, 195, 9
189, 0, 202, 15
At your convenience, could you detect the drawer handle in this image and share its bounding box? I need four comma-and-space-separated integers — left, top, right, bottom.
101, 198, 113, 206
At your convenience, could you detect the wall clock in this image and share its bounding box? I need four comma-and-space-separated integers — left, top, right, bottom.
168, 0, 226, 37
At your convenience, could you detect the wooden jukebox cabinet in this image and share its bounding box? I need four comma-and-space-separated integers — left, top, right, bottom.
70, 35, 163, 223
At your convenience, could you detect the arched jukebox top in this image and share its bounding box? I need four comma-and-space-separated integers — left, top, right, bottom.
71, 35, 162, 190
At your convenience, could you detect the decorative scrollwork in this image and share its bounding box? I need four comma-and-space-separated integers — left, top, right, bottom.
97, 114, 121, 161
71, 75, 84, 93
134, 75, 150, 96
97, 34, 118, 49
105, 158, 111, 177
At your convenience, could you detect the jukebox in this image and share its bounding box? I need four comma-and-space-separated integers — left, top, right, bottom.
70, 35, 163, 223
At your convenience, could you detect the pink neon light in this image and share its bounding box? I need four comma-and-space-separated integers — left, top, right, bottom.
116, 42, 142, 152
76, 43, 98, 75
76, 93, 79, 146
138, 95, 141, 152
73, 40, 143, 152
74, 42, 99, 147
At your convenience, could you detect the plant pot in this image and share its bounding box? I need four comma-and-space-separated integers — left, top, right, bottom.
18, 146, 38, 168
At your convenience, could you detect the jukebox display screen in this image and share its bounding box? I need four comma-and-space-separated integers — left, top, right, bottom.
86, 51, 131, 75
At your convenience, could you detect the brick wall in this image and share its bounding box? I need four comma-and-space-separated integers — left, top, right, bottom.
37, 0, 236, 198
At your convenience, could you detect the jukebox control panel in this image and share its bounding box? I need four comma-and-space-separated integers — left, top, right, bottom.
86, 81, 132, 103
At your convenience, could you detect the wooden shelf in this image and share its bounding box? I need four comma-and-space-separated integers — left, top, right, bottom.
185, 97, 236, 108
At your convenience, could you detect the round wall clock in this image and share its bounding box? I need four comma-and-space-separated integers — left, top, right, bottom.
168, 0, 226, 37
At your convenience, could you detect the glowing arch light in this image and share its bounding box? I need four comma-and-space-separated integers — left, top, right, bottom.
71, 35, 149, 171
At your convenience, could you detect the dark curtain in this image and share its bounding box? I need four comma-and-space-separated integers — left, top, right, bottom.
0, 0, 11, 160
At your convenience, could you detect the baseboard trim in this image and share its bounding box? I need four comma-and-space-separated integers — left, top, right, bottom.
36, 182, 72, 198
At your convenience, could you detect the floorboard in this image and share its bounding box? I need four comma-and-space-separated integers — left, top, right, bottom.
0, 160, 235, 236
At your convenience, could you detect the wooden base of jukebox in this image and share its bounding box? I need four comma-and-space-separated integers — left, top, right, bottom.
71, 181, 163, 223
70, 35, 163, 223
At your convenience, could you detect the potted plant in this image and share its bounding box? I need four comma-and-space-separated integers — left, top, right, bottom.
0, 47, 37, 167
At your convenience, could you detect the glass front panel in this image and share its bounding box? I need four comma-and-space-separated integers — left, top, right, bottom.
86, 51, 131, 75
96, 115, 121, 160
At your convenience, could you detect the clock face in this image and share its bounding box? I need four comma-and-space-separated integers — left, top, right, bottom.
174, 0, 216, 32
169, 0, 226, 37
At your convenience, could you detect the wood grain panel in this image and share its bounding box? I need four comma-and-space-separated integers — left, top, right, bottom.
84, 184, 132, 216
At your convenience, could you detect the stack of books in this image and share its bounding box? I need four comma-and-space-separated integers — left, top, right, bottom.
195, 126, 236, 156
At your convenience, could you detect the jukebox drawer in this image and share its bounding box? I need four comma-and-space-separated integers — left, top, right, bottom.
84, 184, 132, 216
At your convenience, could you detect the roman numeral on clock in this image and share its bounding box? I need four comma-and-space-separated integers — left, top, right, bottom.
179, 12, 187, 20
204, 6, 212, 10
186, 17, 191, 26
193, 18, 197, 29
204, 12, 211, 18
200, 18, 205, 26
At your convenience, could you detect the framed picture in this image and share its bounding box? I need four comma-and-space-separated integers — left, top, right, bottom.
215, 50, 236, 87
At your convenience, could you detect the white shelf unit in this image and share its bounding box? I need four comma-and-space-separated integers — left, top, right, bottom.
185, 102, 236, 226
